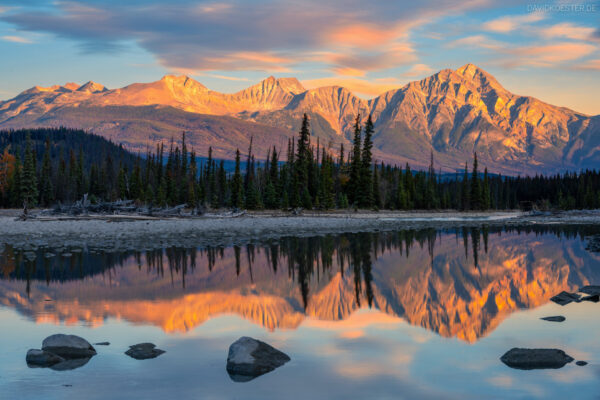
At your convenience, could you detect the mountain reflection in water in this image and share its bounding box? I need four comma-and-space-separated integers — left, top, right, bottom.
1, 225, 599, 342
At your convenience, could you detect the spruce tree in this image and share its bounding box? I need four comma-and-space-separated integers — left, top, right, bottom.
156, 174, 167, 206
245, 155, 262, 209
358, 114, 374, 208
117, 166, 128, 199
372, 163, 381, 209
471, 152, 481, 210
319, 153, 335, 209
129, 158, 142, 201
268, 146, 279, 201
20, 135, 38, 210
294, 114, 312, 208
349, 114, 362, 204
10, 154, 22, 208
77, 149, 85, 198
217, 160, 227, 208
461, 162, 470, 210
231, 149, 244, 209
396, 169, 407, 209
482, 167, 491, 210
39, 137, 54, 206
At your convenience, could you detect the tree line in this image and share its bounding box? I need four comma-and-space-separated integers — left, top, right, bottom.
2, 118, 600, 210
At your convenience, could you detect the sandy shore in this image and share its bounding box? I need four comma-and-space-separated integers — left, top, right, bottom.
2, 209, 600, 251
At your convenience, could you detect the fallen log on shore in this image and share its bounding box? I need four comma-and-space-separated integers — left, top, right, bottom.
17, 196, 247, 221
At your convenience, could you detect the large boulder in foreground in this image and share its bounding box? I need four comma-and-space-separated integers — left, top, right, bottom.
226, 336, 290, 382
42, 334, 97, 358
501, 348, 574, 370
26, 349, 65, 367
125, 343, 165, 360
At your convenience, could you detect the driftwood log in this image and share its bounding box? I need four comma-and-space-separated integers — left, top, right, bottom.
17, 195, 246, 221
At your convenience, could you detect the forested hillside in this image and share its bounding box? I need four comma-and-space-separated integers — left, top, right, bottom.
1, 120, 600, 211
0, 127, 139, 207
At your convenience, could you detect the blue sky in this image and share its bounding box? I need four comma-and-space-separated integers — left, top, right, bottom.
0, 0, 599, 114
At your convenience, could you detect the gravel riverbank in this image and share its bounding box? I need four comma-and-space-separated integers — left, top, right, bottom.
2, 210, 599, 251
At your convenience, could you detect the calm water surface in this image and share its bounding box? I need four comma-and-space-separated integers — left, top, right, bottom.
1, 225, 600, 399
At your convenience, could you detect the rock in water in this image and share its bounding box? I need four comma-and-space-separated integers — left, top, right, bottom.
576, 361, 588, 366
581, 294, 599, 303
42, 334, 97, 358
540, 316, 566, 322
500, 348, 574, 370
550, 291, 581, 306
50, 357, 92, 371
26, 349, 65, 367
125, 343, 165, 360
578, 285, 600, 296
226, 336, 290, 382
94, 342, 110, 346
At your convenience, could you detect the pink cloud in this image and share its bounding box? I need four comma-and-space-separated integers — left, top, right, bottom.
302, 76, 402, 97
573, 59, 600, 70
483, 12, 545, 33
403, 63, 434, 78
539, 23, 597, 41
507, 42, 597, 66
1, 35, 32, 44
447, 35, 504, 50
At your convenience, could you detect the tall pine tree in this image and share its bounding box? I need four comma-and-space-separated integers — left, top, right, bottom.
349, 114, 362, 205
358, 114, 374, 208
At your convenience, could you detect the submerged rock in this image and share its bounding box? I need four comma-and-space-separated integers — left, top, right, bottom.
42, 334, 97, 358
576, 361, 588, 366
50, 357, 92, 371
550, 291, 580, 306
26, 349, 65, 367
540, 316, 566, 322
125, 343, 165, 360
226, 336, 290, 382
94, 342, 110, 346
500, 348, 574, 370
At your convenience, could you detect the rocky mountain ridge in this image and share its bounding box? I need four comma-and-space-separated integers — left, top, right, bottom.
1, 64, 598, 173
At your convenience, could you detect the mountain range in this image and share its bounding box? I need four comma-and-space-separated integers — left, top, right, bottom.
1, 64, 598, 174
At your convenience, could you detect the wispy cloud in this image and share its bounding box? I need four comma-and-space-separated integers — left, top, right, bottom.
504, 42, 596, 67
302, 76, 402, 97
197, 73, 250, 82
538, 22, 597, 40
1, 35, 32, 44
446, 35, 504, 49
483, 12, 545, 33
573, 59, 600, 70
403, 63, 434, 78
0, 0, 487, 74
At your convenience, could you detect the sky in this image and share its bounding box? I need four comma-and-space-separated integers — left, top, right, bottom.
0, 0, 599, 115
